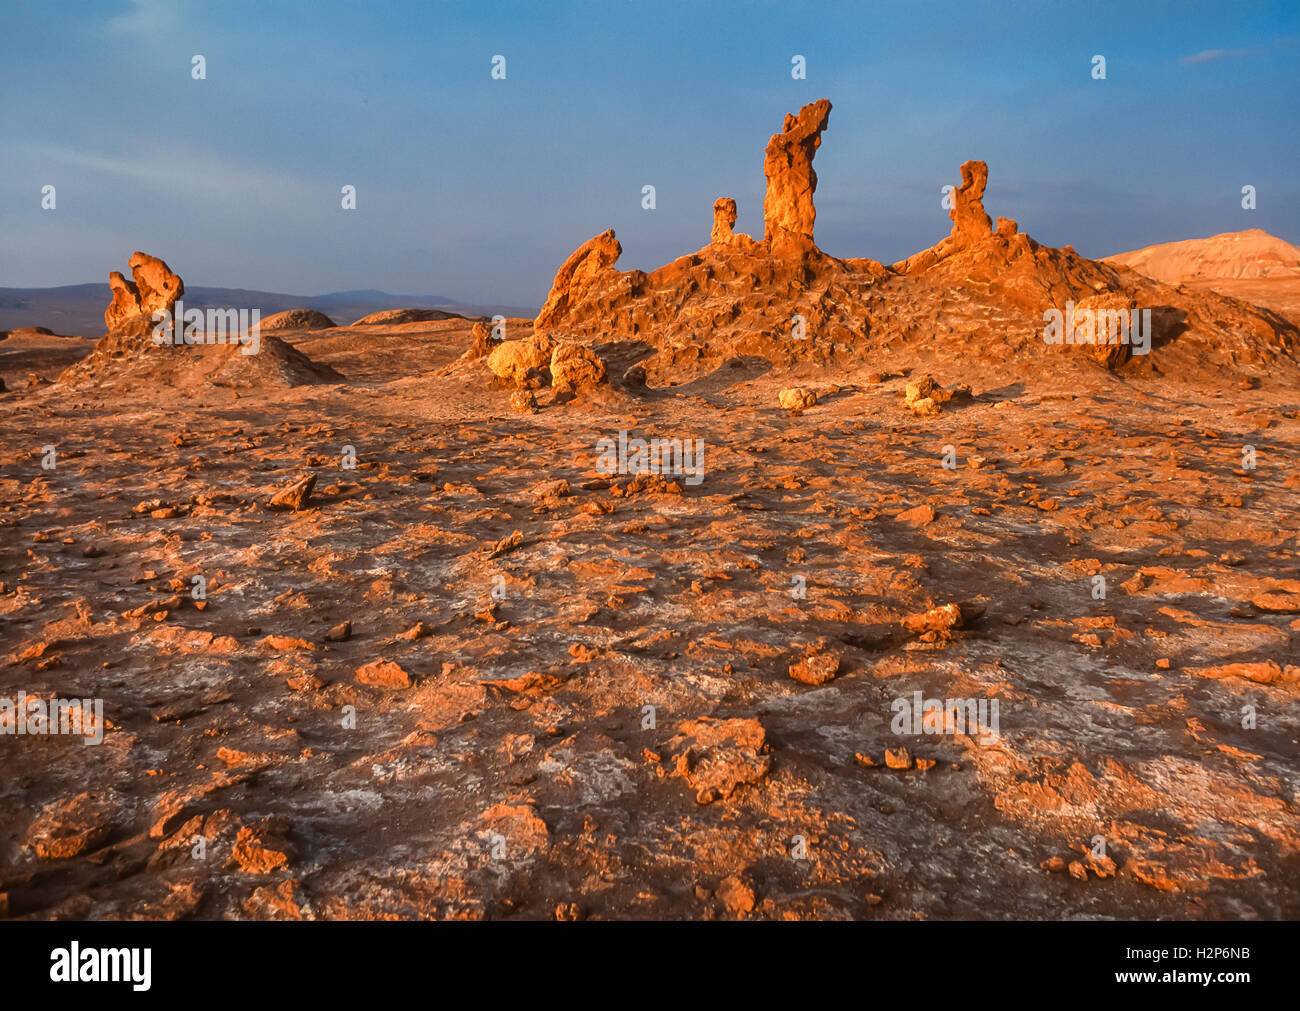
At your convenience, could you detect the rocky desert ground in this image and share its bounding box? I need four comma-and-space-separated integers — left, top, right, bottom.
2, 98, 1298, 922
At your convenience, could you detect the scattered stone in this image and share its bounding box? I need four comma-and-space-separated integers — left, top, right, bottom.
1188, 661, 1297, 684
26, 793, 118, 859
1252, 592, 1300, 614
268, 473, 316, 511
509, 389, 538, 413
901, 603, 964, 634
884, 746, 914, 770
487, 333, 557, 387
399, 621, 432, 640
668, 717, 771, 804
896, 503, 937, 527
716, 875, 757, 915
903, 374, 971, 416
356, 659, 413, 688
788, 647, 841, 685
488, 529, 524, 558
232, 819, 296, 874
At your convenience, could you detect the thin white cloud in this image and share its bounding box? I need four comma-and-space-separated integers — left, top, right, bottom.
1180, 47, 1254, 65
28, 144, 313, 209
1180, 35, 1299, 65
106, 0, 187, 37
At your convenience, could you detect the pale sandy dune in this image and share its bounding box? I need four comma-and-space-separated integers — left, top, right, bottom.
1106, 227, 1300, 282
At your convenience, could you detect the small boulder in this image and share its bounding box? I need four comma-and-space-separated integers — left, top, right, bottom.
550, 342, 608, 397
356, 659, 412, 688
779, 387, 817, 411
487, 333, 557, 387
510, 390, 538, 413
268, 474, 316, 511
788, 647, 841, 685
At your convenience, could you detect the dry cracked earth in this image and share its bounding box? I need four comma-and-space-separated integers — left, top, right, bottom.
2, 318, 1299, 921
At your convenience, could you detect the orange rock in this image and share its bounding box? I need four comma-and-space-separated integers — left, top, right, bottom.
904, 597, 967, 628
479, 803, 550, 856
242, 879, 305, 920
789, 649, 841, 685
762, 98, 832, 257
534, 229, 622, 329
711, 197, 738, 245
668, 717, 771, 804
716, 875, 756, 915
1189, 661, 1285, 684
884, 746, 914, 770
356, 659, 412, 688
487, 333, 557, 387
896, 504, 937, 527
268, 474, 316, 511
779, 387, 817, 411
262, 634, 314, 651
892, 161, 995, 274
104, 251, 184, 331
25, 792, 118, 859
1252, 592, 1300, 613
232, 820, 295, 874
549, 341, 608, 397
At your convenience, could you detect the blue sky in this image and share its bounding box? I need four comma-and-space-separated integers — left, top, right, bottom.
2, 0, 1298, 307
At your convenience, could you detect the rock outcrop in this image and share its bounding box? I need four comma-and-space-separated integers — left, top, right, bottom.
762, 98, 832, 257
260, 309, 336, 331
892, 160, 999, 274
351, 308, 465, 326
711, 197, 738, 245
104, 252, 184, 331
534, 229, 622, 330
61, 253, 342, 390
462, 321, 497, 359
526, 99, 1298, 377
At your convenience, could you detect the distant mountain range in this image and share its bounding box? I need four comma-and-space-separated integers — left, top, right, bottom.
0, 284, 536, 336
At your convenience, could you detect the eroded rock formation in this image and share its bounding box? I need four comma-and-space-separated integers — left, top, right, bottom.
104, 252, 184, 331
525, 99, 1297, 377
762, 98, 832, 257
534, 230, 623, 330
712, 197, 738, 245
60, 250, 342, 390
892, 161, 1000, 274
